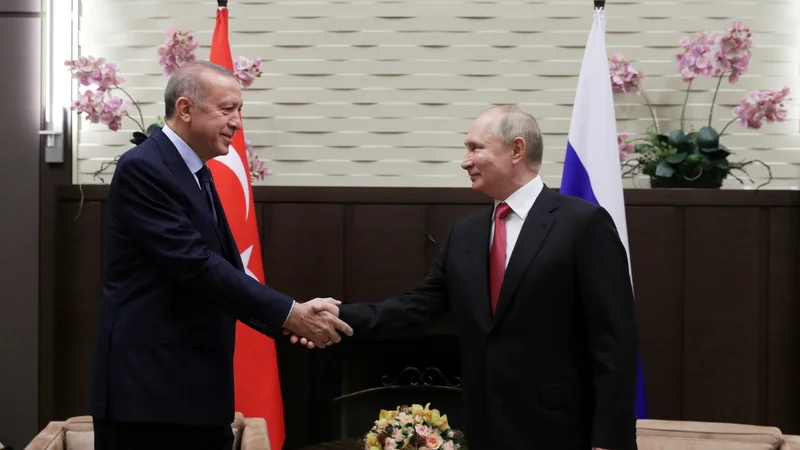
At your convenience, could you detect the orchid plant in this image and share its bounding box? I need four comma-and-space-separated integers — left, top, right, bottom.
67, 27, 269, 182
613, 20, 791, 189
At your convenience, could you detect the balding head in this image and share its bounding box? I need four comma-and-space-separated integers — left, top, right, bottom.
479, 105, 544, 170
164, 60, 236, 120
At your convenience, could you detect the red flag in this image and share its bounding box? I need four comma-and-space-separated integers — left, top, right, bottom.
207, 6, 285, 450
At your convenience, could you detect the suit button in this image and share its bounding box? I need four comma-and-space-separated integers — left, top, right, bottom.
487, 337, 495, 345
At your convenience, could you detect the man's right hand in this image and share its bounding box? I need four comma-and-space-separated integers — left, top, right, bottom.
283, 297, 353, 349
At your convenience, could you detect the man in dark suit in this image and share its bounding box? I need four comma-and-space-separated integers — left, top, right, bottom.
90, 60, 352, 450
294, 105, 638, 449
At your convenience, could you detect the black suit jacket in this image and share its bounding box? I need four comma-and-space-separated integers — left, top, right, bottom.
339, 186, 638, 450
90, 127, 294, 426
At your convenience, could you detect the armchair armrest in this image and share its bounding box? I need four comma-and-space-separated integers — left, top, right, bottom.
25, 421, 67, 450
241, 417, 270, 450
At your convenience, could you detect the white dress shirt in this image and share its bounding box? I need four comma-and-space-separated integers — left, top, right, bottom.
490, 175, 545, 268
162, 123, 204, 190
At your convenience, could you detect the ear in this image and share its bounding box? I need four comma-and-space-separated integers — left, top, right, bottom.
510, 137, 526, 164
174, 97, 193, 123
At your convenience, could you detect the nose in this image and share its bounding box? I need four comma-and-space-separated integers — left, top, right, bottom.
229, 114, 243, 130
461, 154, 473, 170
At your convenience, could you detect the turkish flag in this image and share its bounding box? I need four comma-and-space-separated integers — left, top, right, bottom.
207, 6, 285, 450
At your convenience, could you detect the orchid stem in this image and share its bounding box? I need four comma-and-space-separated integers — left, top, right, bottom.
708, 74, 724, 128
680, 79, 692, 131
638, 88, 659, 135
718, 118, 738, 137
116, 86, 146, 133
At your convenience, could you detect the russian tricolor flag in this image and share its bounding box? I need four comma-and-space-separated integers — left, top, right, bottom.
559, 6, 649, 420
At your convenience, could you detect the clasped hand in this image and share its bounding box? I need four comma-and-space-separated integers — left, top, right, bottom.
282, 297, 352, 349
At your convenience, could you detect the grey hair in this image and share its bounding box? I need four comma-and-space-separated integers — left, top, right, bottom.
484, 104, 544, 169
164, 60, 236, 119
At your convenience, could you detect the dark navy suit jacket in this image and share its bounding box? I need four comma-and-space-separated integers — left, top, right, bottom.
90, 127, 294, 426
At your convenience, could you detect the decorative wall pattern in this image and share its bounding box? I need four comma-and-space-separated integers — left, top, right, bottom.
75, 0, 799, 188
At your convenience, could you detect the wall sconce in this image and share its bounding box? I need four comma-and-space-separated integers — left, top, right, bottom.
40, 0, 76, 164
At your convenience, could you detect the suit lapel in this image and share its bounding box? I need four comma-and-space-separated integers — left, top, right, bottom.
467, 206, 495, 332
490, 186, 559, 331
153, 128, 227, 248
211, 181, 244, 270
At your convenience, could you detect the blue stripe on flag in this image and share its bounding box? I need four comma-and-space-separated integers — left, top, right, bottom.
636, 349, 648, 419
560, 141, 599, 204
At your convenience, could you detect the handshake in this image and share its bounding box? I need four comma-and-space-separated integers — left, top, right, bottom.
281, 297, 352, 349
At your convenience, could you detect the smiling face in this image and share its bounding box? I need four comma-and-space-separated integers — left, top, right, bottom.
171, 69, 243, 162
461, 109, 517, 200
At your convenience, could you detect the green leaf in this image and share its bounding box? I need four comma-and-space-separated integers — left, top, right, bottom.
655, 161, 675, 178
714, 159, 730, 171
701, 144, 730, 160
665, 152, 688, 164
667, 129, 687, 148
696, 126, 720, 149
129, 131, 147, 145
145, 122, 163, 136
656, 134, 670, 144
634, 143, 653, 153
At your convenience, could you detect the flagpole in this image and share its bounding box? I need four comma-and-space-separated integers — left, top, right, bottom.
594, 0, 604, 8
218, 0, 227, 7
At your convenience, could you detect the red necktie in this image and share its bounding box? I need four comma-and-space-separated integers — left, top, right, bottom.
489, 202, 512, 314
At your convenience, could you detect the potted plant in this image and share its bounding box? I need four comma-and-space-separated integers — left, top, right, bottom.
612, 21, 791, 189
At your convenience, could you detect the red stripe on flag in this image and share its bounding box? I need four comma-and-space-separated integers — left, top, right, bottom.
207, 7, 285, 450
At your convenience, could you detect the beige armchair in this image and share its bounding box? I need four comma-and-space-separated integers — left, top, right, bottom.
637, 419, 800, 450
24, 412, 270, 450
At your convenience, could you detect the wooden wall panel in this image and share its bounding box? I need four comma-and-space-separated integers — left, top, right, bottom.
766, 207, 800, 431
344, 205, 428, 302
54, 201, 104, 420
683, 208, 765, 425
627, 206, 684, 420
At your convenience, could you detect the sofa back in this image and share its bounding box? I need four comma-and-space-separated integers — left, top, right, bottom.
638, 419, 784, 450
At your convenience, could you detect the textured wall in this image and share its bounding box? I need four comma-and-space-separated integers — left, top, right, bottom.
75, 0, 799, 188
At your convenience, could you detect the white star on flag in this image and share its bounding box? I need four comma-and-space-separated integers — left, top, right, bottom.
239, 245, 257, 281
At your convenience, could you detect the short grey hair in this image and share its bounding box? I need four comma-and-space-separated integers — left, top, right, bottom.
484, 104, 544, 169
164, 60, 236, 119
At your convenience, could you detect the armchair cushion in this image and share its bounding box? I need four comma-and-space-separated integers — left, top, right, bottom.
638, 419, 783, 449
782, 436, 800, 450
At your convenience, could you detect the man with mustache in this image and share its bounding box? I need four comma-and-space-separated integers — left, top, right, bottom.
90, 60, 352, 450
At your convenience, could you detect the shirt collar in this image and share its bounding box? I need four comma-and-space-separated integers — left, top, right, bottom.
162, 123, 204, 175
493, 175, 544, 220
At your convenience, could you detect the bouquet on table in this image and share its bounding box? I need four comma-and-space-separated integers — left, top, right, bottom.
363, 403, 464, 450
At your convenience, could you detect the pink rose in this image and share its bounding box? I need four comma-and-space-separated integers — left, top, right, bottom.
442, 442, 455, 450
425, 433, 444, 449
415, 424, 429, 437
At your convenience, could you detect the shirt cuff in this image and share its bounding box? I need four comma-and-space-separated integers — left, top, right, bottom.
281, 300, 296, 328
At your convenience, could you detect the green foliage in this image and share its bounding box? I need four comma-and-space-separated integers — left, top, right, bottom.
622, 125, 771, 189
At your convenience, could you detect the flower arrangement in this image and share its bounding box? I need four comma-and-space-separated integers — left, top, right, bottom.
67, 27, 269, 182
613, 20, 791, 189
362, 403, 464, 450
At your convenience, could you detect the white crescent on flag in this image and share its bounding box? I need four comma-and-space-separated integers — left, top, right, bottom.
213, 144, 251, 220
